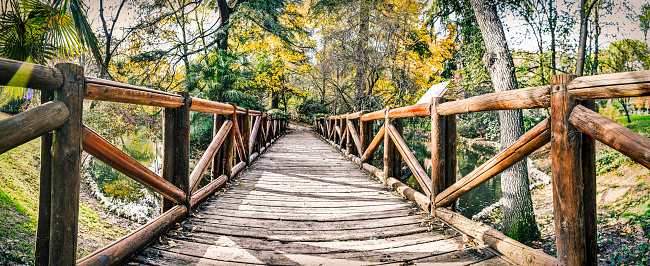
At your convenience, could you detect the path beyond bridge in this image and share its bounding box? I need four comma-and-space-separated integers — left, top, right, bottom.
128, 126, 511, 265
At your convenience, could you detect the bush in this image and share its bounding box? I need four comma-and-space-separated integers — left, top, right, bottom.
268, 109, 290, 119
0, 98, 28, 114
298, 98, 327, 118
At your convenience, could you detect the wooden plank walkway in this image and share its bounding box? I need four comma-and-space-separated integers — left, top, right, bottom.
128, 125, 512, 265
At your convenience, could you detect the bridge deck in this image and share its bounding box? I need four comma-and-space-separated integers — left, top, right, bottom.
128, 126, 511, 265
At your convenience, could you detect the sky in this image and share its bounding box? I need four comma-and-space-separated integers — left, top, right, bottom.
84, 0, 649, 55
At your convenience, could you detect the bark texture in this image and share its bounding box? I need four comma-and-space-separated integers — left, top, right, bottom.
469, 0, 540, 242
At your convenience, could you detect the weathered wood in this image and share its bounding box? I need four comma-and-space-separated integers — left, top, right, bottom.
85, 77, 179, 97
384, 107, 402, 181
211, 114, 225, 180
360, 108, 385, 121
129, 127, 504, 265
551, 74, 586, 266
360, 125, 384, 162
0, 100, 69, 155
248, 115, 261, 157
437, 85, 551, 115
162, 92, 191, 212
0, 57, 64, 91
49, 63, 83, 265
188, 97, 236, 114
347, 119, 362, 155
579, 100, 597, 266
435, 118, 550, 207
83, 125, 186, 204
359, 112, 372, 160
189, 121, 233, 193
387, 124, 432, 196
232, 116, 247, 163
430, 97, 446, 209
389, 102, 431, 118
84, 83, 183, 107
568, 69, 650, 90
190, 175, 228, 208
222, 104, 237, 179
35, 91, 54, 266
242, 110, 251, 164
570, 104, 650, 169
76, 205, 187, 266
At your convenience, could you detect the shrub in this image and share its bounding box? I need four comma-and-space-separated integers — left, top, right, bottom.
268, 109, 290, 119
298, 98, 327, 118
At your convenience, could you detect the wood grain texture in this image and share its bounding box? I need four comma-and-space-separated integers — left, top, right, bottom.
35, 91, 54, 266
162, 92, 191, 212
360, 108, 386, 121
551, 74, 586, 266
389, 102, 431, 118
567, 69, 650, 90
189, 97, 236, 114
49, 63, 83, 265
437, 85, 550, 115
189, 121, 233, 193
83, 125, 186, 204
77, 205, 187, 266
0, 57, 63, 91
129, 125, 509, 266
85, 83, 183, 107
360, 125, 384, 162
0, 100, 69, 155
388, 124, 432, 196
347, 119, 362, 155
435, 118, 550, 207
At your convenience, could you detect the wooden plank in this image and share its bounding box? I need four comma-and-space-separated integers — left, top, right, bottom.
77, 206, 187, 266
388, 102, 431, 118
48, 63, 83, 265
0, 57, 63, 91
0, 100, 69, 155
188, 97, 235, 114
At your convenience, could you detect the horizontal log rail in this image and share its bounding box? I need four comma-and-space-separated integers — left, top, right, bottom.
0, 100, 69, 155
77, 205, 187, 266
0, 57, 64, 91
570, 105, 650, 169
82, 125, 186, 204
85, 82, 183, 107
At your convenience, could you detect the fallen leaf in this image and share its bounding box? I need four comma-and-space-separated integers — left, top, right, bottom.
241, 184, 247, 186
237, 200, 242, 203
477, 249, 484, 255
450, 255, 459, 259
168, 241, 177, 247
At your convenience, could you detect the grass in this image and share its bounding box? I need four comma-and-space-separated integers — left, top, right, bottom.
0, 112, 128, 263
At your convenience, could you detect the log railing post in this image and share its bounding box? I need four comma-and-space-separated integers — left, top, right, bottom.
212, 114, 225, 180
223, 104, 237, 178
359, 111, 372, 162
45, 63, 84, 265
35, 90, 54, 266
346, 115, 353, 155
162, 92, 190, 212
243, 109, 251, 164
551, 74, 595, 265
430, 98, 457, 212
581, 99, 597, 266
384, 107, 402, 182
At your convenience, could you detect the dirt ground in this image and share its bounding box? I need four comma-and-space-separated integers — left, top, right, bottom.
479, 143, 650, 265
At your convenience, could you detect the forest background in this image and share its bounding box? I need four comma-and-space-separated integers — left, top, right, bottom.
1, 0, 650, 264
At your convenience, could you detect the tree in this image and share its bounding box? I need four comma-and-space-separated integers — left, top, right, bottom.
468, 0, 540, 242
639, 3, 650, 44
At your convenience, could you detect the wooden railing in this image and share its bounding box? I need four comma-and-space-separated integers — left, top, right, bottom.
0, 58, 287, 265
315, 71, 650, 266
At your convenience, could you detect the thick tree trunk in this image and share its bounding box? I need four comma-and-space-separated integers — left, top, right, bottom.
469, 0, 540, 242
354, 2, 370, 111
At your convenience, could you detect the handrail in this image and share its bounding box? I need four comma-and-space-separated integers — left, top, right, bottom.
314, 70, 650, 266
0, 57, 288, 266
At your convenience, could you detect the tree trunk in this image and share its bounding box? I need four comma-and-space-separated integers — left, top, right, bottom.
217, 0, 231, 51
354, 2, 370, 111
592, 6, 600, 75
576, 0, 588, 76
549, 0, 557, 75
469, 0, 540, 242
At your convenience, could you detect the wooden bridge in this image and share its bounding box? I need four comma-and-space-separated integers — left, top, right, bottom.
2, 58, 650, 265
